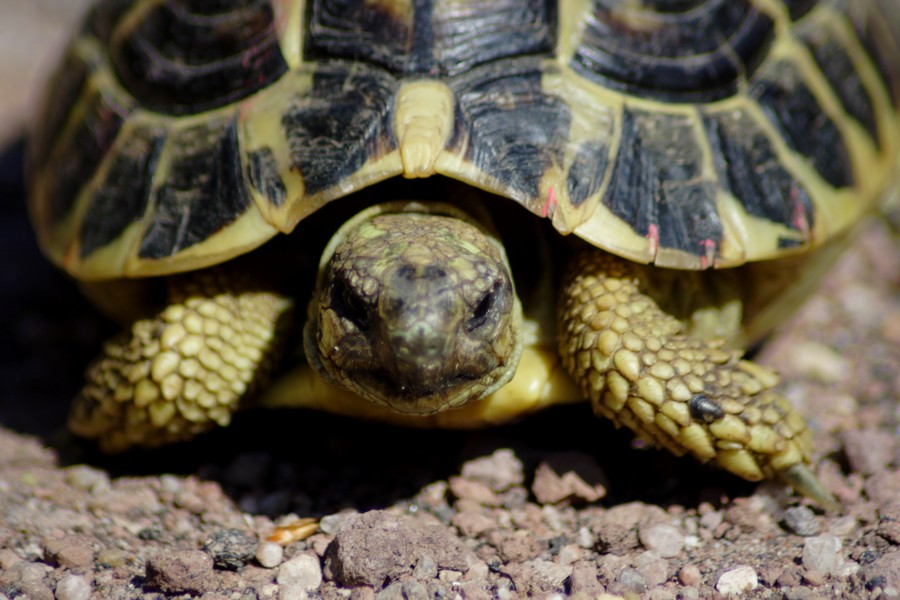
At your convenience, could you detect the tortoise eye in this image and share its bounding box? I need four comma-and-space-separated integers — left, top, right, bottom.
467, 279, 510, 333
467, 291, 495, 332
330, 276, 370, 330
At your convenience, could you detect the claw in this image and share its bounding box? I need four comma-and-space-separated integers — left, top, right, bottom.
779, 463, 840, 512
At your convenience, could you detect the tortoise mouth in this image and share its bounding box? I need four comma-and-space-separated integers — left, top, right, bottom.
334, 365, 514, 416
302, 304, 524, 416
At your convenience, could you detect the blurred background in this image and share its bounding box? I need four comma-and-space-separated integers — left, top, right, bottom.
0, 0, 93, 146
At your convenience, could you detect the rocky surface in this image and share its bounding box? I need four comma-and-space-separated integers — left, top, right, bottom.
2, 2, 900, 599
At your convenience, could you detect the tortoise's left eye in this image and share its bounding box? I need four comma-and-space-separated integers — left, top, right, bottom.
466, 278, 510, 334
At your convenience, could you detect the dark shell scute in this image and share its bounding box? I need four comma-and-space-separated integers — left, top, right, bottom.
603, 109, 722, 256
784, 0, 817, 20
567, 140, 611, 207
451, 58, 569, 201
138, 115, 251, 259
283, 66, 398, 197
247, 148, 287, 207
849, 0, 900, 109
431, 0, 556, 77
111, 0, 288, 115
571, 0, 774, 102
44, 87, 131, 227
304, 0, 555, 77
79, 124, 166, 258
750, 61, 855, 189
799, 21, 880, 149
702, 108, 815, 238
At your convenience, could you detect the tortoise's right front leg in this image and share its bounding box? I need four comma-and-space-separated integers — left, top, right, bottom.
70, 268, 294, 451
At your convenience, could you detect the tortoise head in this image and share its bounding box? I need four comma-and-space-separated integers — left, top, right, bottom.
304, 202, 523, 414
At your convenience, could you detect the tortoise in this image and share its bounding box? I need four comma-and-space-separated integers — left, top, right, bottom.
27, 0, 900, 508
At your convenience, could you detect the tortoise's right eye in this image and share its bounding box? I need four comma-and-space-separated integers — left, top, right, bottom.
330, 276, 370, 330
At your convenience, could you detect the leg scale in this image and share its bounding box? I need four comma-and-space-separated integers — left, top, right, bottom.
70, 268, 293, 451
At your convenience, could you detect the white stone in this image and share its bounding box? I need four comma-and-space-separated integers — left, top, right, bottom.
715, 565, 758, 596
256, 542, 284, 569
277, 553, 323, 591
802, 534, 843, 575
55, 575, 91, 600
639, 523, 685, 558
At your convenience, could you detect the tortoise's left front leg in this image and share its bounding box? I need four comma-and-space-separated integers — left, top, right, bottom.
558, 250, 836, 509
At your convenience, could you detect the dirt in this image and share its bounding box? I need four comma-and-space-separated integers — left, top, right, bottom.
1, 3, 899, 599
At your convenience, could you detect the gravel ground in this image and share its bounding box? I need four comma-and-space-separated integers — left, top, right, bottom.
2, 3, 900, 599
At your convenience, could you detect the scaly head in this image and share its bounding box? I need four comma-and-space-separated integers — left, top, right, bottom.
305, 202, 523, 414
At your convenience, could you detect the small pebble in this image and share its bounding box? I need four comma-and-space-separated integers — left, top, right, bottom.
535, 558, 573, 589
448, 476, 502, 505
803, 569, 827, 586
842, 429, 896, 475
677, 588, 700, 600
616, 567, 648, 593
256, 542, 284, 568
319, 512, 355, 536
64, 465, 110, 494
44, 536, 94, 569
8, 582, 52, 600
96, 548, 130, 568
638, 523, 685, 558
829, 515, 859, 538
802, 535, 843, 575
635, 554, 669, 588
413, 553, 438, 580
531, 454, 607, 504
781, 506, 820, 537
438, 569, 462, 583
451, 509, 497, 537
716, 565, 758, 595
678, 565, 702, 587
159, 474, 182, 493
568, 561, 604, 597
557, 543, 583, 565
145, 550, 213, 595
203, 529, 258, 570
0, 549, 21, 570
864, 470, 900, 506
647, 588, 678, 600
862, 550, 900, 596
277, 553, 323, 591
460, 449, 525, 492
575, 526, 594, 549
464, 560, 489, 581
55, 574, 91, 600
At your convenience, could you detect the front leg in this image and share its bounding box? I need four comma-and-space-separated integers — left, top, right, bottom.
558, 250, 836, 509
70, 267, 294, 451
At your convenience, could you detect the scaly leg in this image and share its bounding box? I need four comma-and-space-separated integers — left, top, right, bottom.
558, 250, 836, 509
70, 268, 293, 451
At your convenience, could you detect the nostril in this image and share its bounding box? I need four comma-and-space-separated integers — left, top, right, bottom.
392, 325, 442, 358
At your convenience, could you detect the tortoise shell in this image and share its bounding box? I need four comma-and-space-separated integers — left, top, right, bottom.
28, 0, 900, 279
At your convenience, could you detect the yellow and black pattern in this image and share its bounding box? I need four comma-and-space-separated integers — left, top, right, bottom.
28, 0, 900, 280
